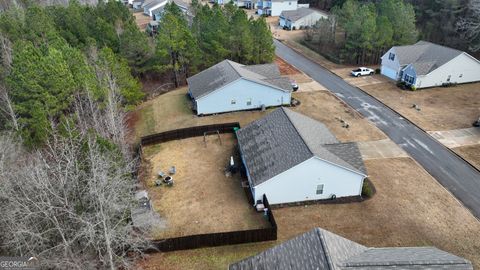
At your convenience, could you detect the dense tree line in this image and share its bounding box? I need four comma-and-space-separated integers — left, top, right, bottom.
0, 2, 155, 268
155, 1, 275, 87
308, 0, 479, 56
305, 0, 417, 64
0, 1, 145, 147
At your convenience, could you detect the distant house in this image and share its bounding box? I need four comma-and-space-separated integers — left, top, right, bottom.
381, 41, 480, 89
143, 0, 167, 17
230, 227, 474, 270
257, 0, 299, 16
187, 60, 292, 115
279, 8, 327, 30
236, 107, 367, 205
151, 0, 191, 21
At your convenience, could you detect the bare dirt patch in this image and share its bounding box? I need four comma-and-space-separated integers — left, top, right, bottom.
275, 57, 301, 75
360, 80, 480, 132
453, 144, 480, 171
140, 157, 480, 270
134, 12, 151, 31
142, 134, 270, 239
291, 91, 386, 142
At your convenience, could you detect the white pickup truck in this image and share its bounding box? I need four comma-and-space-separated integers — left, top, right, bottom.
351, 67, 375, 77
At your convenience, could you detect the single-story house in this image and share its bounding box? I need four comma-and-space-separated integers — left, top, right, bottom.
279, 8, 327, 30
132, 0, 145, 9
381, 40, 480, 89
236, 107, 367, 205
230, 227, 474, 270
257, 0, 299, 16
187, 60, 292, 115
143, 0, 167, 17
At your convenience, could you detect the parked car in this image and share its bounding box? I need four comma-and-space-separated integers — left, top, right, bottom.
351, 67, 375, 77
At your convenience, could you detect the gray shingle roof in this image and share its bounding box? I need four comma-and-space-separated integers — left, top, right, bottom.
280, 8, 315, 22
144, 0, 166, 10
393, 41, 463, 75
236, 108, 366, 187
229, 228, 474, 270
187, 60, 292, 99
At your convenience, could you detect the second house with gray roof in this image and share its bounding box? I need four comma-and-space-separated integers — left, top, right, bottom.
236, 107, 367, 205
381, 40, 480, 89
187, 59, 292, 115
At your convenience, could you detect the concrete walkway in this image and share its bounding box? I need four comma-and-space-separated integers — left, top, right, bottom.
357, 139, 409, 160
429, 128, 480, 148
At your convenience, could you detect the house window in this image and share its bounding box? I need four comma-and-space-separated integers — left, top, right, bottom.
459, 74, 463, 78
316, 184, 324, 195
246, 98, 252, 106
404, 74, 415, 84
447, 75, 451, 82
389, 53, 395, 61
231, 99, 236, 105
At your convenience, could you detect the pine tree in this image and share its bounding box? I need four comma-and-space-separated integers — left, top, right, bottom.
156, 3, 199, 87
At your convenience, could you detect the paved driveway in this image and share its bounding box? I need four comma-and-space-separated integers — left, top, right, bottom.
429, 128, 480, 148
274, 39, 480, 219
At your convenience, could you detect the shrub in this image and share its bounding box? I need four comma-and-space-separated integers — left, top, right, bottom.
375, 68, 380, 74
410, 85, 417, 91
362, 180, 373, 198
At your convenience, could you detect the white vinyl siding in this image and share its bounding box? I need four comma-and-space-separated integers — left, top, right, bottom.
414, 53, 480, 88
252, 157, 364, 204
194, 78, 291, 115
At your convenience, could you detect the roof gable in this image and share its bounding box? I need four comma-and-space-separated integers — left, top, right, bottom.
343, 247, 473, 269
187, 60, 292, 99
390, 41, 464, 75
280, 8, 315, 22
229, 228, 474, 270
236, 108, 367, 187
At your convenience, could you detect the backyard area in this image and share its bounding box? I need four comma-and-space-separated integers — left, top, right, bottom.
139, 157, 480, 270
141, 133, 270, 239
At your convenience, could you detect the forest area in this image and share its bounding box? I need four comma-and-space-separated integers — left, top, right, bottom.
0, 0, 275, 269
304, 0, 480, 64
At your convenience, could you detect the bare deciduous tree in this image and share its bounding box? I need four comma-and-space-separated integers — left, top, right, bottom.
457, 0, 480, 52
0, 63, 150, 268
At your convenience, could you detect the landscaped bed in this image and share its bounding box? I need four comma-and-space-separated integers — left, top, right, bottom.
141, 133, 270, 240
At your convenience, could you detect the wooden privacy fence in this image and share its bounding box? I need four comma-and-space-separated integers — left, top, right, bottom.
140, 122, 240, 146
148, 195, 277, 252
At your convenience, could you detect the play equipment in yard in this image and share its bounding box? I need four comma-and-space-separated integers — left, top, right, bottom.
411, 104, 421, 111
169, 166, 176, 175
203, 130, 222, 146
163, 176, 174, 186
158, 171, 166, 178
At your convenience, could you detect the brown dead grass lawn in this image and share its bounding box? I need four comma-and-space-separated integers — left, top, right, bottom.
360, 80, 480, 132
140, 157, 480, 270
143, 134, 269, 239
291, 91, 386, 142
453, 144, 480, 171
133, 87, 386, 143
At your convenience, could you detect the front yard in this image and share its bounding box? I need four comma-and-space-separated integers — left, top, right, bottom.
142, 133, 270, 239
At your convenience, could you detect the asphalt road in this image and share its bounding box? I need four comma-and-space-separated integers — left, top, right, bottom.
274, 40, 480, 219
